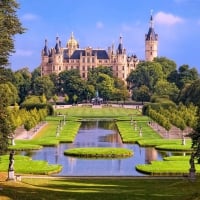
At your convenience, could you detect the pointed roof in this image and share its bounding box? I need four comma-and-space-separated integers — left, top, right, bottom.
55, 36, 60, 54
43, 39, 49, 56
145, 14, 158, 41
117, 36, 123, 54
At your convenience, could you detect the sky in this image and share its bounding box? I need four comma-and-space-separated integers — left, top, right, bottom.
10, 0, 200, 73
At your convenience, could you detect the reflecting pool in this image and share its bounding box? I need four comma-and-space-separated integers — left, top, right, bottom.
23, 120, 166, 176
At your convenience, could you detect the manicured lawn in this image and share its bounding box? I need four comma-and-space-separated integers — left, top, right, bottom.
1, 174, 200, 200
0, 155, 62, 175
56, 107, 141, 119
64, 147, 133, 158
136, 155, 200, 175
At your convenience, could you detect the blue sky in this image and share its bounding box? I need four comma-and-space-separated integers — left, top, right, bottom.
10, 0, 200, 72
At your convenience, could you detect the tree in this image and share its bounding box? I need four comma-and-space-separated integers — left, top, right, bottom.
96, 73, 114, 101
132, 85, 151, 103
33, 75, 55, 100
0, 82, 19, 151
178, 79, 200, 106
87, 66, 113, 87
153, 57, 177, 78
0, 0, 25, 66
59, 69, 87, 103
52, 94, 58, 107
73, 94, 78, 104
189, 107, 200, 164
14, 67, 32, 103
168, 65, 198, 89
0, 67, 15, 83
64, 94, 69, 104
127, 61, 164, 92
154, 79, 179, 102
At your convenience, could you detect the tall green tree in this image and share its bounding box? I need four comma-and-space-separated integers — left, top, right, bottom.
153, 57, 177, 78
0, 0, 25, 66
33, 75, 55, 100
168, 65, 198, 89
59, 69, 87, 102
178, 79, 200, 106
154, 79, 179, 102
14, 67, 32, 103
127, 61, 164, 92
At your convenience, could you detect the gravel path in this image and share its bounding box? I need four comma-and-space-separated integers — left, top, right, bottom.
14, 122, 47, 140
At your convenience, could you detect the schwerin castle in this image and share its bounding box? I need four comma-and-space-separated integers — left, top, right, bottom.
41, 14, 158, 81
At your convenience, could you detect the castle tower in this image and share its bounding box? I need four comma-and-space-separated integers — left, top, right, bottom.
115, 36, 128, 80
41, 39, 49, 76
66, 32, 79, 57
52, 36, 63, 74
145, 13, 158, 61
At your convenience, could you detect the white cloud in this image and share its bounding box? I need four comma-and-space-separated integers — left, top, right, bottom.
21, 13, 38, 21
96, 21, 104, 29
15, 50, 33, 56
154, 12, 184, 26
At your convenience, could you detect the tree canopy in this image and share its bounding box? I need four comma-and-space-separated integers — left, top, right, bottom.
0, 0, 25, 67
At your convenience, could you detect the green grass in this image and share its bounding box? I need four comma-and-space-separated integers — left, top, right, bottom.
1, 176, 200, 200
0, 155, 62, 175
116, 121, 161, 143
9, 117, 81, 151
56, 107, 141, 119
136, 155, 200, 175
64, 147, 133, 158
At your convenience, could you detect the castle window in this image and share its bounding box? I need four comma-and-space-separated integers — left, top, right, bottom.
83, 66, 85, 70
150, 52, 153, 55
82, 58, 85, 63
87, 57, 90, 63
59, 66, 61, 71
82, 73, 85, 78
122, 66, 124, 70
92, 57, 95, 63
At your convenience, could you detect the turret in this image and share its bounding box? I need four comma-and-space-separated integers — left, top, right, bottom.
117, 36, 123, 54
145, 12, 158, 61
55, 36, 61, 54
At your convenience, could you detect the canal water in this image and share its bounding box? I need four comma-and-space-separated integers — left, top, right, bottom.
24, 120, 166, 176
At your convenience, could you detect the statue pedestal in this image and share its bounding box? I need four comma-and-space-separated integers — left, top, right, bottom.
7, 170, 15, 181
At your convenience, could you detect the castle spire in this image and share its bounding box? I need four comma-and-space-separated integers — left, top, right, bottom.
43, 39, 49, 56
117, 35, 123, 54
55, 36, 60, 54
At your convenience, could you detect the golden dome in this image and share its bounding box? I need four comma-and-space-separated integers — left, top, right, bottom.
66, 32, 79, 48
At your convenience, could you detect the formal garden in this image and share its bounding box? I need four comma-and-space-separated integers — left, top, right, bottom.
0, 106, 200, 199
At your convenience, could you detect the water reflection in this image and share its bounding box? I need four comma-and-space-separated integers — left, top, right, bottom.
22, 120, 176, 176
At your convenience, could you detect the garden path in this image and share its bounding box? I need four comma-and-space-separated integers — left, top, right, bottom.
14, 122, 47, 140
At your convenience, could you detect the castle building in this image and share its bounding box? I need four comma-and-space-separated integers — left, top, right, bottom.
41, 14, 157, 80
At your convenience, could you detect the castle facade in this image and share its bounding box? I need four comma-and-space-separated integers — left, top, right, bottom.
41, 14, 158, 81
